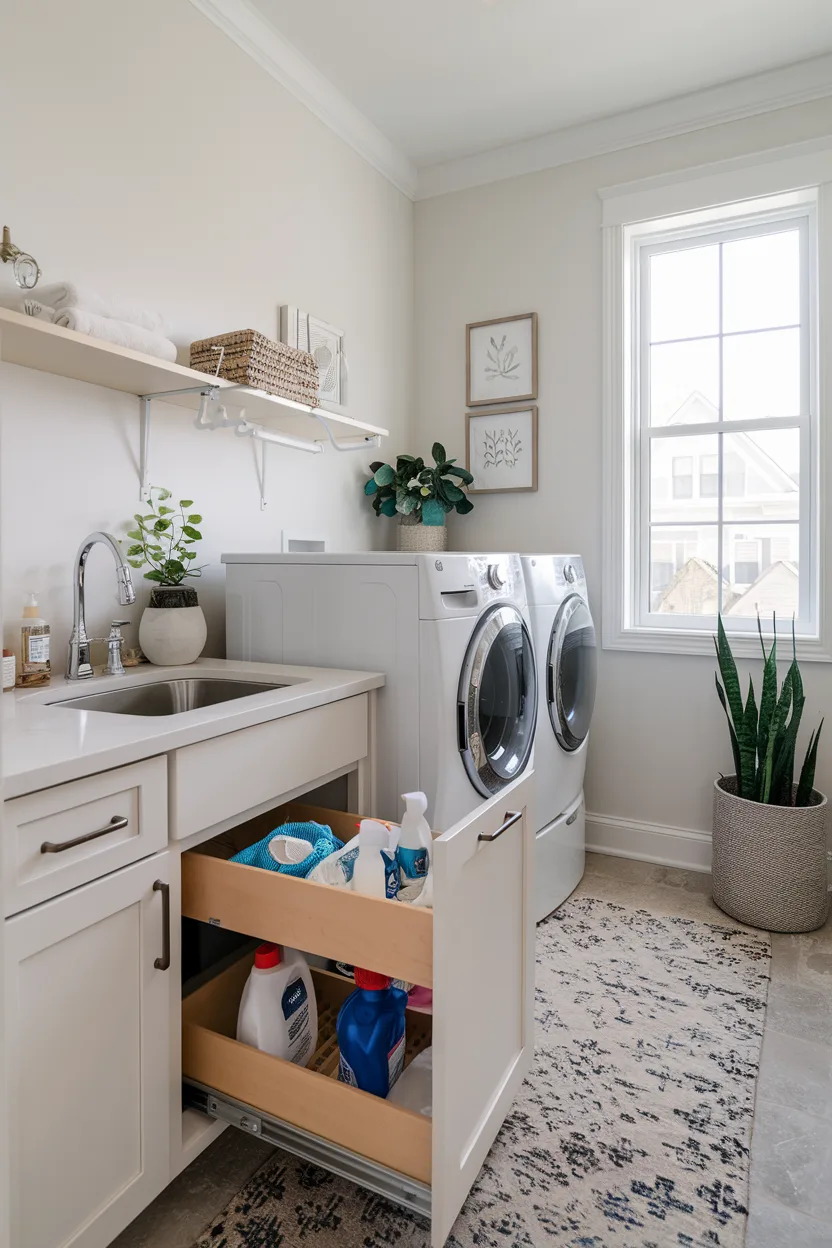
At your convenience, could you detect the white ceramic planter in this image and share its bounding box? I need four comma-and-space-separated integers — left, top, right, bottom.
139, 586, 207, 666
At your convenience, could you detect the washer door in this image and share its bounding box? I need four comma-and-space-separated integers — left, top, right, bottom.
547, 594, 597, 752
458, 604, 537, 798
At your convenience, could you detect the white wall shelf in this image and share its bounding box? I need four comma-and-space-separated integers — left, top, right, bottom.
0, 308, 388, 502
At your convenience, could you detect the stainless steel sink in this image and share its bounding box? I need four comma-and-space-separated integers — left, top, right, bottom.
49, 677, 286, 717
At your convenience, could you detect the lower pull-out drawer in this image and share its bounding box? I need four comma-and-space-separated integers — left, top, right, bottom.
183, 957, 433, 1187
181, 773, 535, 1247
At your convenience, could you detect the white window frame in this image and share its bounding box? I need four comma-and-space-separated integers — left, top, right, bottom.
601, 142, 832, 660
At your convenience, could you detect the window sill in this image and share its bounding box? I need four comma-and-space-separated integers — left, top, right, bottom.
603, 626, 832, 662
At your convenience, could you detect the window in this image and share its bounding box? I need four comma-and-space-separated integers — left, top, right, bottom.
672, 455, 693, 499
603, 163, 824, 657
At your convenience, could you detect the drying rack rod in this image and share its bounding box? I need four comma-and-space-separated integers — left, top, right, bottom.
137, 380, 380, 505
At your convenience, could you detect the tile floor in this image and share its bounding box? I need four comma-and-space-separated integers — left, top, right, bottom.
112, 852, 832, 1248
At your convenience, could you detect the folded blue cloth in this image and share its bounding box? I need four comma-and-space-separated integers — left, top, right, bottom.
230, 820, 343, 878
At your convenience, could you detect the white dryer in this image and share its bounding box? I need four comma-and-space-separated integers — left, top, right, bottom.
521, 554, 597, 922
222, 552, 537, 831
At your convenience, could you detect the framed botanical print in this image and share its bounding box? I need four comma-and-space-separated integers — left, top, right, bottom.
466, 405, 538, 493
279, 306, 346, 407
466, 312, 538, 406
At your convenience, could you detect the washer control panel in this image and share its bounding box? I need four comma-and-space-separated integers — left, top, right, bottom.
487, 563, 506, 590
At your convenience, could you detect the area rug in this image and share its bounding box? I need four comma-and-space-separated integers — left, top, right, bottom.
193, 885, 770, 1248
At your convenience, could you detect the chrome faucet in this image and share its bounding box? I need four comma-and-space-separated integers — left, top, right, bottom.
66, 532, 136, 680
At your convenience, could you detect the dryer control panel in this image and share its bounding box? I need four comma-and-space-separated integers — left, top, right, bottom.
418, 553, 527, 619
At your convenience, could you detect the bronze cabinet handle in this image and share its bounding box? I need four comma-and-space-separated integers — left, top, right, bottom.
478, 810, 523, 843
41, 814, 129, 854
153, 880, 171, 971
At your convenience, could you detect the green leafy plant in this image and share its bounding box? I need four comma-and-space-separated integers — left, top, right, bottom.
364, 443, 474, 526
714, 614, 823, 807
124, 487, 206, 586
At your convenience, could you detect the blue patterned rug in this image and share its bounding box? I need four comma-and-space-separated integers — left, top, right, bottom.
194, 891, 770, 1247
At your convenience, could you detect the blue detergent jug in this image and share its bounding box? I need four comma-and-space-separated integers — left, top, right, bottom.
337, 969, 408, 1098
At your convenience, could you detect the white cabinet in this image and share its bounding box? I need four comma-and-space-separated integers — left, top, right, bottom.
4, 852, 175, 1248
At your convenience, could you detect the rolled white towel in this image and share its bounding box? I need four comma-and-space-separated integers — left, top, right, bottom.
36, 282, 166, 334
52, 307, 177, 362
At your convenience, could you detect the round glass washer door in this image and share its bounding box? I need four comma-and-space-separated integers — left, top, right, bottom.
458, 604, 537, 798
547, 593, 597, 752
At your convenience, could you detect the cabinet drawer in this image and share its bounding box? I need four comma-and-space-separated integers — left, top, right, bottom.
3, 757, 168, 916
181, 804, 433, 987
183, 957, 433, 1185
170, 695, 368, 840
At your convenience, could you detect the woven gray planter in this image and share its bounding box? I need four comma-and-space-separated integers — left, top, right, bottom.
712, 776, 829, 933
396, 515, 447, 552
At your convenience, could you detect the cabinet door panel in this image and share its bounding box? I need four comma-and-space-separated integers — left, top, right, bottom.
5, 853, 172, 1248
431, 772, 534, 1247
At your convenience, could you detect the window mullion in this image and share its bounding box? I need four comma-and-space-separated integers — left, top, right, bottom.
717, 241, 724, 616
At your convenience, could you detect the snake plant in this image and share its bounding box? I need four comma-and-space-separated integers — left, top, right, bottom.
714, 615, 823, 807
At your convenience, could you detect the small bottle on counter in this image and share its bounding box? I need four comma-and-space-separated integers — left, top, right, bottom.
2, 649, 15, 691
16, 592, 51, 687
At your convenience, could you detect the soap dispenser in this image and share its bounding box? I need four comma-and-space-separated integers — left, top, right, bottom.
16, 592, 50, 687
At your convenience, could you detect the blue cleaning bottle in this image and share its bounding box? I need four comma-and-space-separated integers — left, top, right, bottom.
337, 969, 408, 1098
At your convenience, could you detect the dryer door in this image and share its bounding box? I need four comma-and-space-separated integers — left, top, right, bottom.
547, 594, 597, 752
458, 604, 537, 798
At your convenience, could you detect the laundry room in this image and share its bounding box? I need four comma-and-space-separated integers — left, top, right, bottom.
1, 3, 831, 1247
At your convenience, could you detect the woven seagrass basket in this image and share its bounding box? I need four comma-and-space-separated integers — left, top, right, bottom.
396, 514, 448, 552
190, 329, 319, 407
712, 776, 829, 933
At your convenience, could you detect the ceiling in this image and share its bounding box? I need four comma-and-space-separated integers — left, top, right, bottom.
250, 0, 832, 168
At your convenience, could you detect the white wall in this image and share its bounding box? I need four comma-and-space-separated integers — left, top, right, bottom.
415, 98, 832, 851
0, 0, 413, 662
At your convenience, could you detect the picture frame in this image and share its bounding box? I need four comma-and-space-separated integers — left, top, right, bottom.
466, 312, 538, 407
279, 306, 346, 407
466, 405, 538, 494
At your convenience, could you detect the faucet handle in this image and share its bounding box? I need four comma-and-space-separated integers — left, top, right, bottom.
106, 621, 130, 676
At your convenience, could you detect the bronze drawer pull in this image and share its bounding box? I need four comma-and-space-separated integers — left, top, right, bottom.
40, 814, 129, 854
478, 810, 523, 843
153, 880, 171, 971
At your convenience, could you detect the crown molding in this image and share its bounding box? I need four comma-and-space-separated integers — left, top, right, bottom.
417, 53, 832, 200
188, 0, 418, 199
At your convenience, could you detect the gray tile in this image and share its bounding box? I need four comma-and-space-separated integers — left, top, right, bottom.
111, 1128, 273, 1248
746, 1193, 832, 1248
757, 1027, 832, 1122
584, 852, 711, 893
750, 1096, 832, 1221
771, 922, 832, 992
765, 973, 832, 1047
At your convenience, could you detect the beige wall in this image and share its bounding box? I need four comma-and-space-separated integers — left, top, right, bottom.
0, 0, 413, 661
415, 98, 832, 844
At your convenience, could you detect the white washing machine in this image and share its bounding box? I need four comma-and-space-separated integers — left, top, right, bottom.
521, 555, 597, 922
222, 552, 537, 831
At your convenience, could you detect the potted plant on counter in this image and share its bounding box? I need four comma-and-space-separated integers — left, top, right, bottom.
713, 615, 827, 932
124, 487, 208, 665
365, 443, 474, 552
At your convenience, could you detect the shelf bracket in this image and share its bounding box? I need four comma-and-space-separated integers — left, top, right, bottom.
253, 438, 267, 510
137, 383, 220, 501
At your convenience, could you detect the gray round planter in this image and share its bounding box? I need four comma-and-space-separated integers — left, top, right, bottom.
712, 776, 829, 933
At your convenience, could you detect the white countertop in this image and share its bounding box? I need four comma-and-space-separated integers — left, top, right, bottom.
3, 658, 385, 799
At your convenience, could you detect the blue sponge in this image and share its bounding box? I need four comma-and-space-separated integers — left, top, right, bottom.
230, 820, 343, 878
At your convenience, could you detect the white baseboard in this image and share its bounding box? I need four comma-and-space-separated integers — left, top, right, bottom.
585, 811, 713, 874
586, 811, 832, 888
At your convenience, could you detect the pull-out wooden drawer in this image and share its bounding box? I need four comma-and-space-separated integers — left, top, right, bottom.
183, 958, 433, 1184
181, 773, 535, 1247
3, 757, 167, 916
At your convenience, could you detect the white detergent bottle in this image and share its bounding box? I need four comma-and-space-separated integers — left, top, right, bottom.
397, 792, 431, 882
236, 944, 318, 1067
352, 820, 389, 898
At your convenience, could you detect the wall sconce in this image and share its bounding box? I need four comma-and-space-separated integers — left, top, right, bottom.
1, 226, 41, 289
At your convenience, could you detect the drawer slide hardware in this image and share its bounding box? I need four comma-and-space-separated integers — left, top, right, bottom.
478, 810, 522, 843
41, 814, 129, 854
184, 1081, 431, 1220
